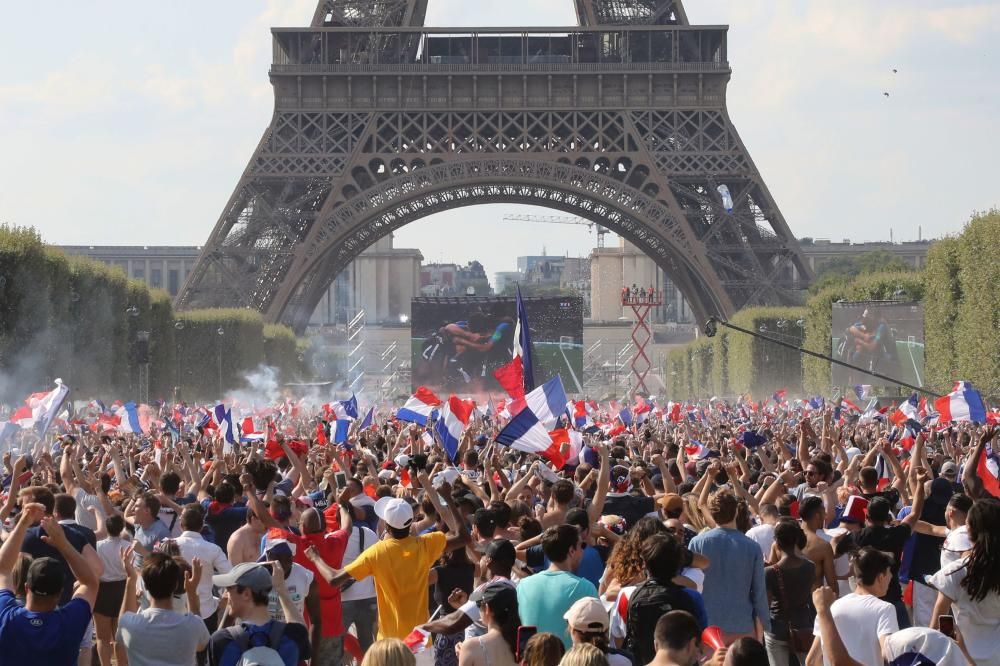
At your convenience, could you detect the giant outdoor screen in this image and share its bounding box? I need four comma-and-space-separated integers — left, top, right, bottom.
411, 296, 584, 396
831, 301, 925, 388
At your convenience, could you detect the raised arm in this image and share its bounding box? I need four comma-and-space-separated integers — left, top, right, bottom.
807, 587, 864, 666
0, 503, 45, 590
41, 516, 99, 608
419, 473, 471, 553
963, 426, 995, 500
303, 546, 354, 589
899, 469, 928, 529
588, 443, 611, 524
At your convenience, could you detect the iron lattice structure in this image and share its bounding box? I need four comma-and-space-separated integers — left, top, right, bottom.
621, 291, 663, 393
178, 0, 811, 332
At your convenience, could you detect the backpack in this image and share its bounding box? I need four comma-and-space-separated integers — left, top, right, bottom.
625, 580, 697, 666
226, 621, 287, 666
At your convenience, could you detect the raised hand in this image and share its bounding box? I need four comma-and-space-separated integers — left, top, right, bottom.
122, 544, 138, 579
39, 515, 69, 549
185, 557, 203, 593
20, 502, 46, 525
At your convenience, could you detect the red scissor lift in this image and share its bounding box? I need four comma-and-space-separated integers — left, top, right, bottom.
621, 288, 662, 394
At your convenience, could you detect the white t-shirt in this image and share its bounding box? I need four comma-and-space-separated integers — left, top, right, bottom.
929, 558, 1000, 666
96, 536, 130, 582
117, 607, 210, 666
267, 563, 313, 622
607, 653, 630, 666
813, 593, 898, 666
745, 523, 775, 560
340, 525, 378, 602
940, 526, 971, 570
73, 487, 104, 531
679, 567, 704, 593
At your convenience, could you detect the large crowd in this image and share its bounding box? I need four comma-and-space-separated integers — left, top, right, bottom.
0, 393, 997, 666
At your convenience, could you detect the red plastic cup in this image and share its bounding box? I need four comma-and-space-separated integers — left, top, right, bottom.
404, 628, 430, 654
702, 625, 726, 651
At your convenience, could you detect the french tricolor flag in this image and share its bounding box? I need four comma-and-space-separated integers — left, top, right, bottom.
495, 376, 570, 467
240, 416, 265, 442
685, 440, 710, 460
934, 381, 987, 424
434, 395, 473, 461
117, 401, 144, 435
550, 428, 583, 467
890, 393, 920, 426
976, 444, 1000, 498
325, 395, 359, 421
397, 387, 442, 425
212, 404, 237, 448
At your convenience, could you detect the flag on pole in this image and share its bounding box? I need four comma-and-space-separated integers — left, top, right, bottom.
397, 387, 442, 425
434, 396, 473, 462
118, 401, 144, 435
212, 404, 237, 448
359, 406, 375, 431
495, 376, 569, 466
514, 285, 535, 392
890, 393, 920, 426
934, 381, 987, 424
333, 420, 352, 444
325, 395, 359, 421
32, 380, 70, 437
10, 381, 71, 435
493, 356, 526, 401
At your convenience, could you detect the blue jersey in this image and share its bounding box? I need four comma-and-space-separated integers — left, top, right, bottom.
0, 590, 92, 666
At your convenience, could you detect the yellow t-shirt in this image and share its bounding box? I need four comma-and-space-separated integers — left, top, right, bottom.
344, 531, 447, 640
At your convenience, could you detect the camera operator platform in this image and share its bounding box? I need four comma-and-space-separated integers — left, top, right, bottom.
620, 286, 663, 395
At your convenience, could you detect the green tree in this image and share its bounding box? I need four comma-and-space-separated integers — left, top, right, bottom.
810, 250, 913, 294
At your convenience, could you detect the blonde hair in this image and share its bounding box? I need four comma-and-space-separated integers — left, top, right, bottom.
682, 495, 709, 532
361, 639, 416, 666
523, 632, 566, 666
558, 643, 609, 666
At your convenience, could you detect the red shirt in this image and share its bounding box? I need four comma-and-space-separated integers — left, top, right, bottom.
296, 529, 350, 637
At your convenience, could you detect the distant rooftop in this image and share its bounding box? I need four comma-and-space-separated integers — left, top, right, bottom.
58, 245, 201, 255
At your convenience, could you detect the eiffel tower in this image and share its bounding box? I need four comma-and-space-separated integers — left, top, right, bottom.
177, 0, 812, 331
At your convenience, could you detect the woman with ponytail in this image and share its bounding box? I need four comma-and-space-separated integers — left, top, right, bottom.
459, 582, 520, 666
930, 497, 1000, 665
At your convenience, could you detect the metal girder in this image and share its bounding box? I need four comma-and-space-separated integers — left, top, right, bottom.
575, 0, 688, 26
178, 1, 812, 333
311, 1, 427, 28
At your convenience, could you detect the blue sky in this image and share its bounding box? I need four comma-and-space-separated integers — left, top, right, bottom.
1, 1, 997, 281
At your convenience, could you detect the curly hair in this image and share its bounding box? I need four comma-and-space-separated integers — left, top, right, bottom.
604, 516, 668, 587
961, 498, 1000, 602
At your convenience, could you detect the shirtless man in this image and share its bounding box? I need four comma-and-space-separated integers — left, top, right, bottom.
798, 496, 838, 595
541, 479, 576, 528
227, 509, 267, 566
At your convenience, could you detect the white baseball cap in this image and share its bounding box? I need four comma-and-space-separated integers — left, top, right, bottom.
375, 496, 414, 530
884, 627, 965, 666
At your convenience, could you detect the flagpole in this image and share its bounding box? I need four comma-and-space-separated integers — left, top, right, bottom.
704, 317, 941, 398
